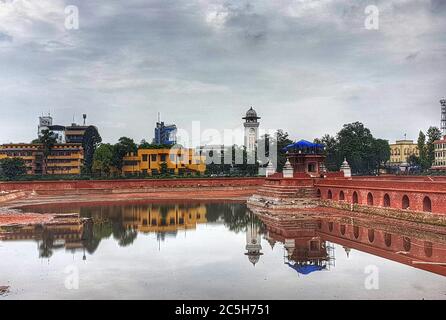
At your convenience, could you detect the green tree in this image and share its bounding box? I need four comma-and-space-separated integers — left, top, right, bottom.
371, 138, 390, 174
112, 137, 138, 172
336, 122, 375, 174
0, 158, 27, 180
316, 122, 390, 175
92, 144, 114, 176
82, 126, 102, 175
426, 126, 442, 167
417, 131, 428, 170
39, 129, 57, 175
275, 129, 293, 172
314, 134, 339, 171
407, 154, 421, 167
160, 161, 168, 174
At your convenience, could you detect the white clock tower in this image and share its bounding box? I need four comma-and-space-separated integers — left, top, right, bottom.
243, 107, 260, 153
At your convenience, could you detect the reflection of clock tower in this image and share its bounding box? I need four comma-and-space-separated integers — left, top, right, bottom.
243, 107, 260, 153
245, 212, 263, 266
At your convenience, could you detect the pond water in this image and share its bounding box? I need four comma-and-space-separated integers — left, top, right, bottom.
1, 202, 446, 300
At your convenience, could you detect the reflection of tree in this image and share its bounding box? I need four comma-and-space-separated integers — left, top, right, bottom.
76, 203, 264, 252
205, 203, 265, 234
117, 228, 138, 247
81, 219, 112, 254
38, 228, 54, 258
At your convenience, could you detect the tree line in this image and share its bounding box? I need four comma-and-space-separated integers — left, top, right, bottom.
314, 122, 390, 175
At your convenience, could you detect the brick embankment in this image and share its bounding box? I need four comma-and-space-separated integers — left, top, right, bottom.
0, 178, 265, 217
319, 200, 446, 226
0, 177, 265, 193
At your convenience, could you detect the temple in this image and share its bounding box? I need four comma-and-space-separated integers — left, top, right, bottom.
282, 140, 326, 176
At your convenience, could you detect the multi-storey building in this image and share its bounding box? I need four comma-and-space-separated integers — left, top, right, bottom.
153, 121, 177, 145
389, 139, 419, 166
433, 99, 446, 170
122, 148, 206, 176
0, 143, 84, 175
433, 135, 446, 170
64, 124, 89, 144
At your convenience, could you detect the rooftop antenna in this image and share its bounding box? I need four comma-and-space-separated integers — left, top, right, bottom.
158, 112, 161, 123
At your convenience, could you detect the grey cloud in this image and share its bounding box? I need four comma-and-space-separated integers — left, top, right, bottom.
0, 0, 445, 145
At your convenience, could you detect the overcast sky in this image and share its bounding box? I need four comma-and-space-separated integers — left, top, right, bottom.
1, 0, 445, 145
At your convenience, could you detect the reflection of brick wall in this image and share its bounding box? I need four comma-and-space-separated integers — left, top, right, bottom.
317, 219, 446, 276
0, 177, 265, 193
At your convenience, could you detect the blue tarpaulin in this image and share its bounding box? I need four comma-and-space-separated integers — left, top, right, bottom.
282, 140, 324, 152
286, 262, 326, 275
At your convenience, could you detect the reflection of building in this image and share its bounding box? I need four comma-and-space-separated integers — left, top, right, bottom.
245, 212, 263, 266
256, 213, 334, 275
389, 139, 419, 166
0, 143, 84, 175
122, 148, 206, 175
121, 204, 207, 233
243, 107, 260, 153
317, 216, 446, 276
0, 216, 87, 258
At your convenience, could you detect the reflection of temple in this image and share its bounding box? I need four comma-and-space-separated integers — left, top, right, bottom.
121, 204, 207, 233
257, 213, 334, 275
245, 212, 263, 266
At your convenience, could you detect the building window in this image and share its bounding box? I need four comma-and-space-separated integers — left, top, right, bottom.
142, 155, 148, 162
151, 154, 157, 161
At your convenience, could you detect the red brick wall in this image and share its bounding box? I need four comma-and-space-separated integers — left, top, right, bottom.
0, 177, 265, 193
315, 178, 446, 214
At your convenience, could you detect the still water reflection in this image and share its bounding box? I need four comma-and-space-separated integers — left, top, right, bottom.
1, 202, 446, 299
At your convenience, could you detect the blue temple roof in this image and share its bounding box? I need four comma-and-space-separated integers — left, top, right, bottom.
285, 262, 326, 275
283, 140, 324, 151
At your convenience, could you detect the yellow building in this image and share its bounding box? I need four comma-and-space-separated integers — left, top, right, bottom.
122, 148, 206, 176
121, 204, 207, 233
0, 143, 84, 175
389, 140, 419, 165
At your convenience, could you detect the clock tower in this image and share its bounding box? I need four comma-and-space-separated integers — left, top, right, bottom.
243, 107, 260, 153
